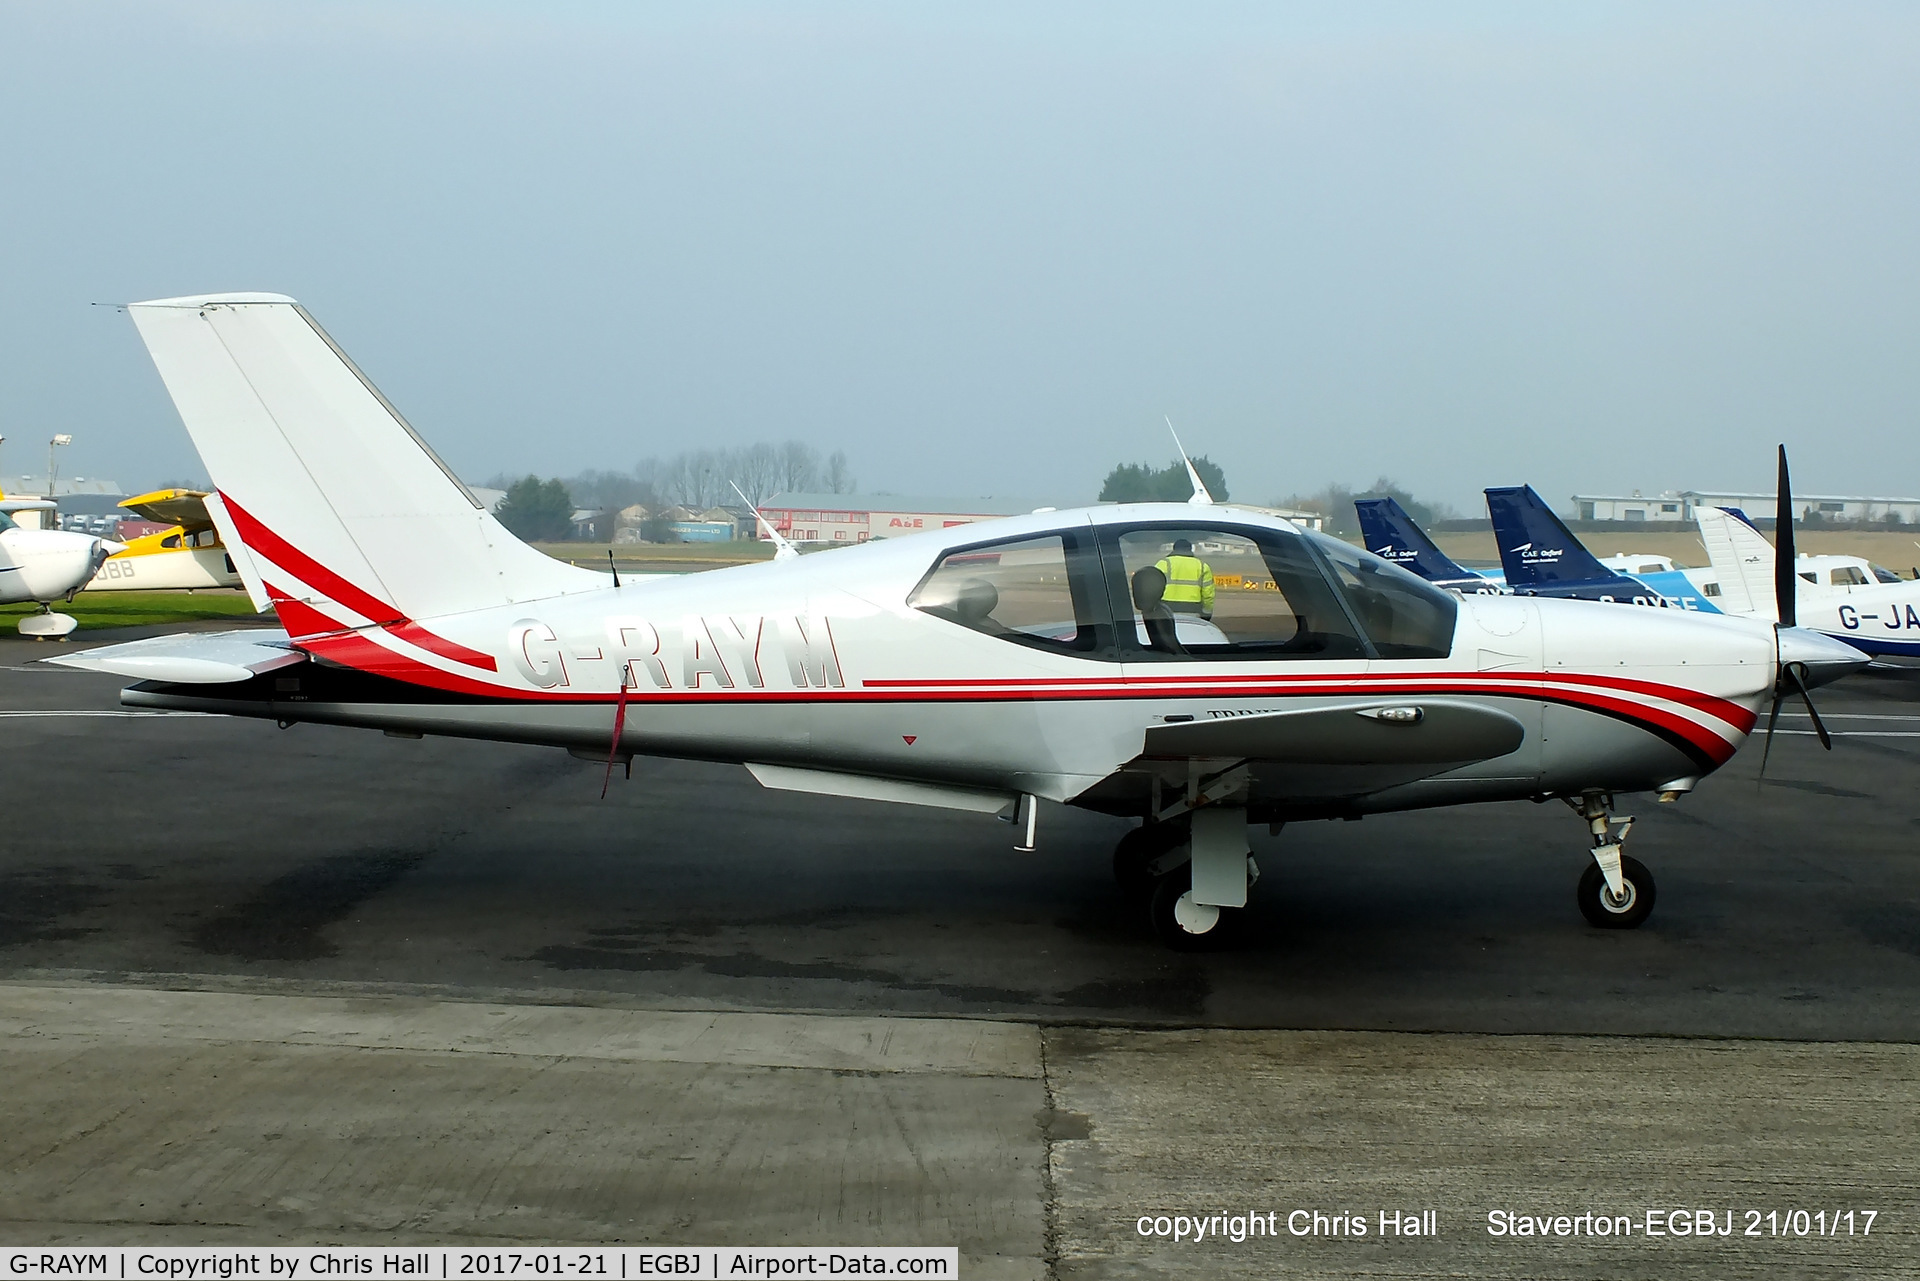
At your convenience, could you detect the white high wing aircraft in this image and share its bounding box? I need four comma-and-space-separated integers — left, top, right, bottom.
0, 509, 123, 635
1696, 502, 1920, 659
61, 294, 1869, 948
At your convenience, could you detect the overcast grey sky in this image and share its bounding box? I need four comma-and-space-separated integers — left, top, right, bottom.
3, 2, 1916, 511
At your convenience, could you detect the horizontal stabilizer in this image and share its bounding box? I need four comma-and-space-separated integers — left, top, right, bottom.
1485, 486, 1624, 589
1142, 700, 1525, 765
45, 629, 304, 684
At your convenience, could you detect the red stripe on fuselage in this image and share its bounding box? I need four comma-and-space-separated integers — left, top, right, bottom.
259, 625, 1743, 767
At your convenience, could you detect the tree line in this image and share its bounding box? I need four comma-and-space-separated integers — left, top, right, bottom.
489, 440, 856, 543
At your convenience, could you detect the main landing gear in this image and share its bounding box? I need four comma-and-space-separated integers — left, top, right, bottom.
1115, 765, 1259, 950
1569, 793, 1656, 929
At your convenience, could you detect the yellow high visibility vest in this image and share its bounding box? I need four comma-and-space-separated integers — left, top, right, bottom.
1154, 554, 1215, 613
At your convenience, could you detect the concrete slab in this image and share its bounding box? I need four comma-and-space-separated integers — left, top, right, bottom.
0, 985, 1047, 1279
1045, 1026, 1919, 1279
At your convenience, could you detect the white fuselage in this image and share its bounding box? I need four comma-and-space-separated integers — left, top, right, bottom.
126, 506, 1791, 819
0, 526, 117, 604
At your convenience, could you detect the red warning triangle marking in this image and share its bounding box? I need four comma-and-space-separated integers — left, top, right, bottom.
902, 735, 917, 745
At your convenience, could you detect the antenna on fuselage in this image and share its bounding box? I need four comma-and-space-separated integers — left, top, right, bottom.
731, 481, 798, 561
1165, 416, 1214, 506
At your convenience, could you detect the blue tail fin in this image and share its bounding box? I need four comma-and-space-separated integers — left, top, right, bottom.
1355, 497, 1477, 584
1484, 485, 1627, 589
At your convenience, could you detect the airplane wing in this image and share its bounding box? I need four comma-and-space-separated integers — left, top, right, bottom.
1141, 699, 1525, 765
118, 488, 216, 531
45, 629, 304, 683
1694, 506, 1773, 618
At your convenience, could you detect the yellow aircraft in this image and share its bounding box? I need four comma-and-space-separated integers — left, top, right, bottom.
85, 488, 243, 592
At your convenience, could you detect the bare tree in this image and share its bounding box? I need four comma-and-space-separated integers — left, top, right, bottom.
631, 441, 842, 509
822, 449, 855, 495
734, 442, 782, 506
776, 440, 819, 493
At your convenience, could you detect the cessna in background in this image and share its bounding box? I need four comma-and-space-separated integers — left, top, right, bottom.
61, 293, 1868, 949
84, 488, 244, 592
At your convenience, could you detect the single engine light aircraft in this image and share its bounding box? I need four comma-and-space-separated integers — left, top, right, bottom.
0, 505, 124, 636
60, 294, 1869, 948
1694, 486, 1920, 659
85, 488, 243, 592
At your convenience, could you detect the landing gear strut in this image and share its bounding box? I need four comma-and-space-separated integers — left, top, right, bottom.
1568, 793, 1656, 929
1116, 764, 1261, 949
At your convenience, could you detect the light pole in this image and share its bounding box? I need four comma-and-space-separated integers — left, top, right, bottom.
47, 434, 71, 499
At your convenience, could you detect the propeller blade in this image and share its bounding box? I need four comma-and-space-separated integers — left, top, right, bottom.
1774, 445, 1796, 627
1758, 689, 1783, 784
1784, 661, 1834, 750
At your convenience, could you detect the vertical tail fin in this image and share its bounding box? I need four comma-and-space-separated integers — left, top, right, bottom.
128, 294, 602, 630
1484, 485, 1626, 590
1694, 505, 1776, 619
1354, 497, 1480, 585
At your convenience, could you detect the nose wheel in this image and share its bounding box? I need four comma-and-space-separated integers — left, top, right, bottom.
1568, 793, 1657, 929
1577, 853, 1656, 928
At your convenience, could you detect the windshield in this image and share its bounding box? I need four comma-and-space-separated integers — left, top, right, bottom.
0, 511, 17, 533
1307, 532, 1459, 659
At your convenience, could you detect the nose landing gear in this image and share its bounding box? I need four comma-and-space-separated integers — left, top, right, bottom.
1569, 793, 1656, 929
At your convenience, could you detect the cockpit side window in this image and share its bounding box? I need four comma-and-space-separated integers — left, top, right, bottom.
0, 511, 16, 533
1311, 533, 1458, 659
1098, 524, 1369, 661
909, 530, 1106, 655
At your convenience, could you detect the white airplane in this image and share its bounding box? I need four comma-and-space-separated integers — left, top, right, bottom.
1695, 481, 1920, 660
59, 293, 1868, 949
0, 506, 124, 635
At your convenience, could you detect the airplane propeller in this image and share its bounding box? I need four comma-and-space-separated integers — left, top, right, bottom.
1758, 444, 1836, 781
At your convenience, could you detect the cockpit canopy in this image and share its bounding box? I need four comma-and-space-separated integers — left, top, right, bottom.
909, 517, 1457, 660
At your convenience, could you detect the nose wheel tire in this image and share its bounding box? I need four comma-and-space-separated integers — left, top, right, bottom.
1113, 821, 1187, 903
1148, 869, 1233, 951
1578, 854, 1656, 929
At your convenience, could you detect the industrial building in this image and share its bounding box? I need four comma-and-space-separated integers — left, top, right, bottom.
1573, 489, 1920, 524
755, 493, 1044, 544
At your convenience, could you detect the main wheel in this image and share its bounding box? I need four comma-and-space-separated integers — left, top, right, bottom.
1577, 854, 1656, 929
1113, 821, 1186, 902
1148, 869, 1230, 951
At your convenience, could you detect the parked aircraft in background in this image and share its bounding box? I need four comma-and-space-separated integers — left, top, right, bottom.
1696, 504, 1920, 659
0, 509, 123, 634
60, 293, 1868, 951
84, 489, 244, 593
1485, 486, 1718, 611
1354, 497, 1504, 592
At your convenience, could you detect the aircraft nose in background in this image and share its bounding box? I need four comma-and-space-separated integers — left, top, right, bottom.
1778, 627, 1871, 689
